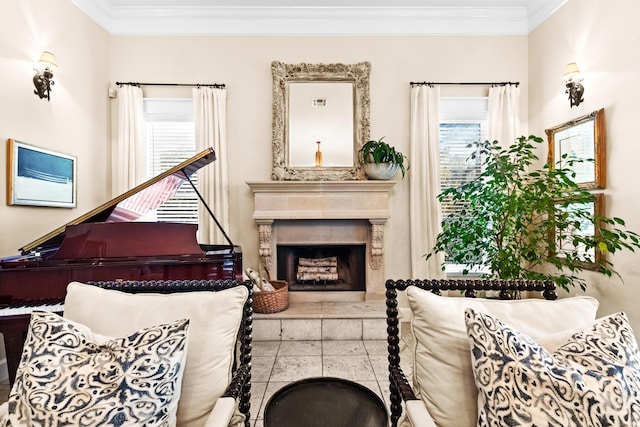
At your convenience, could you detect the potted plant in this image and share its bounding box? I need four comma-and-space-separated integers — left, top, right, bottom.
426, 135, 640, 292
358, 137, 409, 180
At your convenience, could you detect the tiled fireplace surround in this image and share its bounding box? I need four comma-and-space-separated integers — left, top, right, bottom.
247, 181, 396, 302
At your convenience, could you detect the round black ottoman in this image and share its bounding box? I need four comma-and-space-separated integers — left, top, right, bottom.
264, 377, 388, 427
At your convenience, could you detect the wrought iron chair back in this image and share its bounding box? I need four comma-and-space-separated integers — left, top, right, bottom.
385, 278, 557, 427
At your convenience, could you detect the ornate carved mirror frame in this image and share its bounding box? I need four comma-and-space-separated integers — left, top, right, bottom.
271, 61, 371, 181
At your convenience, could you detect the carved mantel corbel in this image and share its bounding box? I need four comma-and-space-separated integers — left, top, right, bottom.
256, 220, 274, 272
369, 219, 386, 270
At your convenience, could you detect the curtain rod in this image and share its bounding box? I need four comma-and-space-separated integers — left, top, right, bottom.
116, 82, 225, 88
410, 81, 519, 87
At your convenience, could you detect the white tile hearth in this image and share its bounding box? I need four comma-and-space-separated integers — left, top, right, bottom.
323, 319, 364, 340
253, 299, 388, 341
281, 319, 322, 340
253, 318, 283, 341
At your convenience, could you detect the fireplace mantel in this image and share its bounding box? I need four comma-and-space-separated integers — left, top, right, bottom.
247, 181, 396, 220
247, 181, 396, 299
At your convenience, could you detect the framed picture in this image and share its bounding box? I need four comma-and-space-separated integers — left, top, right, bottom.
545, 108, 605, 189
554, 192, 604, 270
6, 139, 76, 208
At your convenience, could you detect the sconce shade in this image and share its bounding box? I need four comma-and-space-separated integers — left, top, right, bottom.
563, 62, 580, 79
563, 62, 584, 108
33, 51, 57, 101
37, 51, 58, 71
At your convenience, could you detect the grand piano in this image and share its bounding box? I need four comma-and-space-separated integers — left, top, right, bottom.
0, 147, 242, 384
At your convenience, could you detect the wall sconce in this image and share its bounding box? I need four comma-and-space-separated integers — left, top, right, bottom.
563, 62, 584, 108
33, 51, 58, 101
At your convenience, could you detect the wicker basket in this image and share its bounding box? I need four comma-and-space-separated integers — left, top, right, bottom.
253, 279, 289, 314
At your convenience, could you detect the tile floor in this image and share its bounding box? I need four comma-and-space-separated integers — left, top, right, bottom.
249, 330, 414, 427
0, 382, 7, 404
252, 299, 392, 342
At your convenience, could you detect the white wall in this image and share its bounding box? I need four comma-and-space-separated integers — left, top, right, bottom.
109, 35, 529, 279
0, 0, 110, 380
0, 0, 111, 258
529, 0, 640, 330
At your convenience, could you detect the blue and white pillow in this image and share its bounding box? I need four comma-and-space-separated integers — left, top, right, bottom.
8, 311, 189, 427
464, 308, 640, 427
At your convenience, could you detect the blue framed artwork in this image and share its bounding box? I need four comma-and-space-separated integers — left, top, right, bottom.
6, 139, 76, 208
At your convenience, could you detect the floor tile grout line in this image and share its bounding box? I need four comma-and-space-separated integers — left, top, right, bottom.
321, 338, 324, 378
255, 340, 281, 421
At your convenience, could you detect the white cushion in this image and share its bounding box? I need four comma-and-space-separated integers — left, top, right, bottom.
204, 397, 238, 427
63, 281, 248, 427
465, 309, 640, 425
405, 400, 437, 427
8, 311, 189, 426
406, 287, 599, 427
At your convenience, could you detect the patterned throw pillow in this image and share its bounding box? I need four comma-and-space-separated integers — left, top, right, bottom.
8, 311, 189, 427
464, 309, 640, 427
405, 287, 599, 427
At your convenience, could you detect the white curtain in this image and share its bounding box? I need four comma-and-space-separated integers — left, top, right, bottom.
488, 84, 521, 145
114, 85, 145, 196
409, 85, 446, 279
193, 87, 230, 245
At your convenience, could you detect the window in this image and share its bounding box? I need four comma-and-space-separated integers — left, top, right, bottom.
439, 97, 488, 273
143, 99, 198, 224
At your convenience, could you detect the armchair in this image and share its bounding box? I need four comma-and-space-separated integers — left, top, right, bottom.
1, 279, 253, 427
386, 279, 604, 427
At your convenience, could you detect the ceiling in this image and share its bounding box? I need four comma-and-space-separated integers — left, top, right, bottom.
71, 0, 566, 35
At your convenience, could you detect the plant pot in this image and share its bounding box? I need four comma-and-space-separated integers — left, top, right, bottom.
364, 162, 399, 180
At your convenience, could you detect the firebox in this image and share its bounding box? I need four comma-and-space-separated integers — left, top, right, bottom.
277, 244, 366, 292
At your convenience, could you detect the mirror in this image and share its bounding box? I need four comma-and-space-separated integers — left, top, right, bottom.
271, 61, 371, 180
288, 82, 354, 168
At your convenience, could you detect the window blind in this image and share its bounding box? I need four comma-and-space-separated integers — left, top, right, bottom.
143, 99, 197, 224
439, 122, 483, 217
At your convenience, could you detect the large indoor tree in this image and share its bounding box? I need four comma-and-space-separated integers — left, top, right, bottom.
427, 135, 640, 292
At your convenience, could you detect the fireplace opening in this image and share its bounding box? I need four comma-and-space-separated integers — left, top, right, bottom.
277, 244, 366, 292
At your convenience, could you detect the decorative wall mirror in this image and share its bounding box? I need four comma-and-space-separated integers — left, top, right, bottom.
271, 61, 371, 180
553, 192, 604, 271
545, 108, 606, 189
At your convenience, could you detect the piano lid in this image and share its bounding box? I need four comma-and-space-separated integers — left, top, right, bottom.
19, 147, 216, 255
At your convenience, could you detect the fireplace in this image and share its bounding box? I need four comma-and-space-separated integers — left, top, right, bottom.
247, 181, 395, 300
277, 244, 366, 292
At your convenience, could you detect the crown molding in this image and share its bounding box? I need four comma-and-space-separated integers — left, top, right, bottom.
527, 0, 566, 32
71, 0, 565, 35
